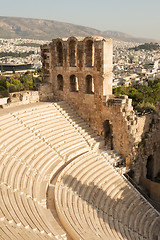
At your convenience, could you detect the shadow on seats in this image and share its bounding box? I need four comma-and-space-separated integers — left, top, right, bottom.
62, 174, 160, 240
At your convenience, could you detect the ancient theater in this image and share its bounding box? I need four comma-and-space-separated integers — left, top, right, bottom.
0, 36, 159, 239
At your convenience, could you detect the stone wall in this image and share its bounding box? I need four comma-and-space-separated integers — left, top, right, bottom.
136, 105, 160, 188
40, 36, 160, 184
40, 36, 113, 101
0, 97, 8, 105
140, 177, 160, 202
0, 91, 39, 108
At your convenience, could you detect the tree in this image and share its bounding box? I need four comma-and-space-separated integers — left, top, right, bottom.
113, 79, 160, 114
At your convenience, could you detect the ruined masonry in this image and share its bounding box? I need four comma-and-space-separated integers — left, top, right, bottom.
40, 36, 160, 187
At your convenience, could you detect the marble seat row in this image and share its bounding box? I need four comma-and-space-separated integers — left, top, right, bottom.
0, 149, 66, 237
55, 151, 160, 240
0, 102, 95, 239
53, 102, 104, 149
1, 101, 159, 239
13, 101, 101, 152
0, 218, 53, 240
12, 103, 90, 159
0, 100, 103, 239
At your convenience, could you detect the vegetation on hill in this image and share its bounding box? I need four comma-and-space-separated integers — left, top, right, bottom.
0, 51, 34, 58
113, 79, 160, 114
129, 42, 160, 51
0, 69, 42, 98
16, 43, 41, 47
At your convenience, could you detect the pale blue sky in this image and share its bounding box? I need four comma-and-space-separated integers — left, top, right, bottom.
1, 0, 160, 40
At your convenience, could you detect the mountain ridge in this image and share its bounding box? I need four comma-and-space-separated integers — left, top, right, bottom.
0, 16, 159, 43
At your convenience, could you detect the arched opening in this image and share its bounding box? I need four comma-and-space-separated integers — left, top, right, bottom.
146, 155, 154, 180
69, 40, 76, 67
70, 75, 78, 92
56, 41, 63, 66
57, 74, 63, 91
95, 48, 101, 71
7, 98, 11, 103
85, 40, 94, 67
86, 75, 94, 94
103, 120, 113, 149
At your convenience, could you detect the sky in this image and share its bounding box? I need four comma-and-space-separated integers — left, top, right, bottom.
1, 0, 160, 40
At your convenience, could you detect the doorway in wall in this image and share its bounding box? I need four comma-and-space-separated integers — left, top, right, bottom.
103, 120, 113, 150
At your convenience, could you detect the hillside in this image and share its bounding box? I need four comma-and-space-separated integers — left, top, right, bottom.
129, 42, 160, 51
0, 16, 159, 43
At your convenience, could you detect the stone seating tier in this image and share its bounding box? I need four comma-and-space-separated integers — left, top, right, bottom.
55, 150, 160, 240
0, 102, 93, 239
0, 101, 159, 240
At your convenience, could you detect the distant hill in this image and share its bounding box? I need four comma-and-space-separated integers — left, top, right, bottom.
102, 30, 159, 43
0, 16, 159, 43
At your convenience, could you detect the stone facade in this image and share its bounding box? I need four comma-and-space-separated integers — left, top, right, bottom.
40, 36, 160, 187
40, 36, 112, 100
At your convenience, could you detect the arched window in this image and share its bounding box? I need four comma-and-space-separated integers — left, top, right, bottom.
56, 41, 63, 66
69, 40, 76, 67
70, 75, 78, 92
85, 40, 94, 67
95, 48, 101, 71
86, 75, 94, 94
57, 74, 63, 91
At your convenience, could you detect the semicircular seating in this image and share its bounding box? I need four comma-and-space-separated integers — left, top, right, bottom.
0, 102, 92, 239
0, 101, 160, 240
55, 151, 160, 240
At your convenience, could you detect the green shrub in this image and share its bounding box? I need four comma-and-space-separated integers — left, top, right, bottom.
135, 101, 156, 114
113, 79, 160, 114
